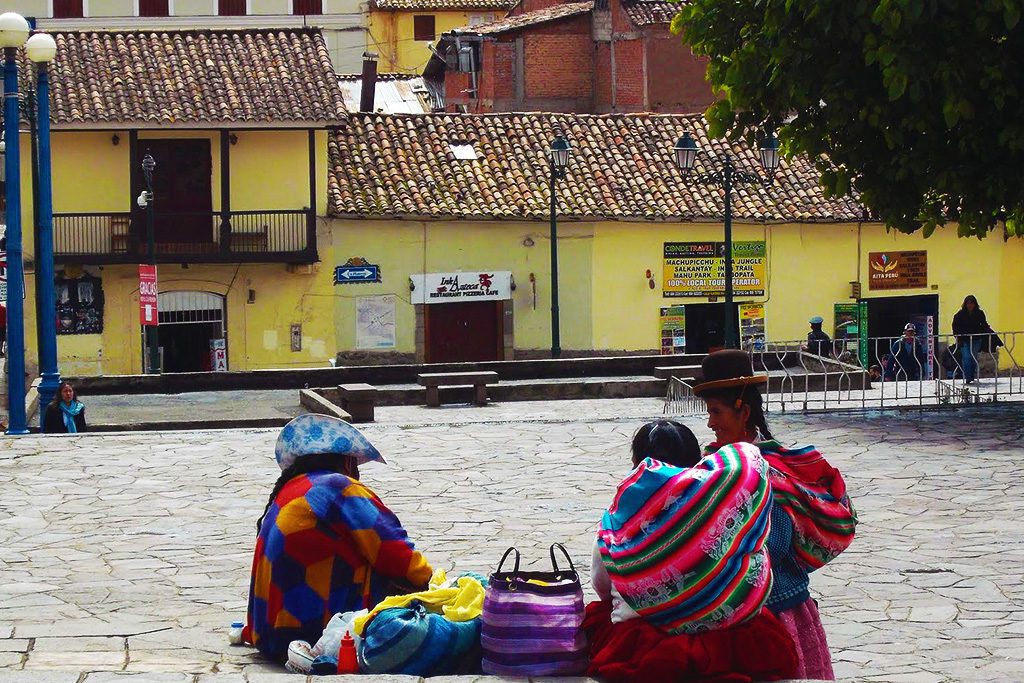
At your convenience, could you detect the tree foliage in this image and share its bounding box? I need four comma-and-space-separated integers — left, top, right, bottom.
674, 0, 1024, 238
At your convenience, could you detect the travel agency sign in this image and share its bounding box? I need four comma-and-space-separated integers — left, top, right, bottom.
411, 271, 512, 304
662, 241, 767, 297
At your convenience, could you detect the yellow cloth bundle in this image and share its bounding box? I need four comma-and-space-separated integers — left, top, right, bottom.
352, 569, 485, 635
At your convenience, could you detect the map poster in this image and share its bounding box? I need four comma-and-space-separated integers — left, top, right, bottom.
659, 305, 686, 355
356, 295, 397, 349
662, 241, 767, 297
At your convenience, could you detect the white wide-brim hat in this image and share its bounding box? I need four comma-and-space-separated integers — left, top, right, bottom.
274, 413, 385, 472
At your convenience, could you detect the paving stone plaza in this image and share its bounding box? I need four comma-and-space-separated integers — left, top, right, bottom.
1, 398, 1023, 682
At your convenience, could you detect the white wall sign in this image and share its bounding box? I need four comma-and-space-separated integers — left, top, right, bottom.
411, 271, 512, 305
356, 295, 397, 349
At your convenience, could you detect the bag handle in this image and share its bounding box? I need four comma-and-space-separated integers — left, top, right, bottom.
549, 543, 577, 575
495, 547, 521, 576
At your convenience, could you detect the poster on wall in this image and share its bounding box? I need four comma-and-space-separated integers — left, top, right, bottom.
868, 251, 928, 290
833, 303, 862, 363
662, 241, 767, 297
738, 303, 766, 351
659, 305, 686, 355
356, 295, 397, 349
56, 274, 104, 335
209, 338, 228, 372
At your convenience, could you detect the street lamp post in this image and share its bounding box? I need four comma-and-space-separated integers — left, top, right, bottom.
547, 132, 570, 359
0, 12, 31, 434
673, 131, 781, 349
26, 32, 60, 423
140, 152, 160, 374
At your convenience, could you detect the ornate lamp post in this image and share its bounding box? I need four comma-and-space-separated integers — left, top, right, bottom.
547, 132, 570, 359
673, 130, 781, 349
26, 31, 60, 424
0, 12, 31, 434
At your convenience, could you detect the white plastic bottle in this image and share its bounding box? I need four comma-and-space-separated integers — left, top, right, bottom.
228, 621, 244, 645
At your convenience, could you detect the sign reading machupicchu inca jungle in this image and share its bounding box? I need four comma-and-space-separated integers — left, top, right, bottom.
662, 241, 767, 297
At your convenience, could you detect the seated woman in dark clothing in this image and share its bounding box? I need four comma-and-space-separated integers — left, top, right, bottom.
42, 382, 87, 433
243, 414, 433, 663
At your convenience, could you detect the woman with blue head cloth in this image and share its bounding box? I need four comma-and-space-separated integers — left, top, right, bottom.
243, 414, 433, 662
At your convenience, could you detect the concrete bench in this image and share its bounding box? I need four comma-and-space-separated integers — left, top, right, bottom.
338, 383, 378, 423
654, 365, 702, 380
417, 371, 499, 407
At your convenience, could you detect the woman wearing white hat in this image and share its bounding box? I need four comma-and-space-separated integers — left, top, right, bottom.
242, 414, 433, 662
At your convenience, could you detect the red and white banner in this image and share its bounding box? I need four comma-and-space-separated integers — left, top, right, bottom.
139, 264, 159, 326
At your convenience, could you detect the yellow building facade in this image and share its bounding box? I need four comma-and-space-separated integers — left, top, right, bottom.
326, 218, 1024, 362
367, 0, 511, 73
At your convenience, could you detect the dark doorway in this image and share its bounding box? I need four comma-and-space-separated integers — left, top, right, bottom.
425, 301, 502, 363
865, 294, 940, 340
684, 302, 734, 353
160, 322, 222, 373
137, 139, 213, 247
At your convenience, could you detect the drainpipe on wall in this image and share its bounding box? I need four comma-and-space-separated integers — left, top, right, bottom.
360, 52, 378, 113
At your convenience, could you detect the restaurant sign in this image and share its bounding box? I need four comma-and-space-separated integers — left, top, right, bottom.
868, 251, 927, 290
411, 271, 512, 304
662, 241, 766, 297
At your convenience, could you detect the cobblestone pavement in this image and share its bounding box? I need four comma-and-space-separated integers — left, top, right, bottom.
1, 398, 1023, 682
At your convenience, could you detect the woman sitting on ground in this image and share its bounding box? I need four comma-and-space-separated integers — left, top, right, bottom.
42, 381, 87, 433
243, 414, 433, 663
585, 419, 799, 682
695, 350, 858, 681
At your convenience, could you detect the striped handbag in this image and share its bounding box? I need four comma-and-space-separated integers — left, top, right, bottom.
480, 544, 588, 676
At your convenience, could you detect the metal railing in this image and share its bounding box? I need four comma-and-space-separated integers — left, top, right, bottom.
665, 330, 1024, 415
53, 209, 316, 264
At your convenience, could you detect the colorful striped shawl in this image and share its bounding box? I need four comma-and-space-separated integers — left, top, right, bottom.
596, 442, 772, 635
756, 440, 857, 570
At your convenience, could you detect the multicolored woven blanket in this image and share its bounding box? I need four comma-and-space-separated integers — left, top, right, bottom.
756, 440, 857, 570
596, 442, 772, 635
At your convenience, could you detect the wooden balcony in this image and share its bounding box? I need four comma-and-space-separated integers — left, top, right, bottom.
53, 210, 318, 265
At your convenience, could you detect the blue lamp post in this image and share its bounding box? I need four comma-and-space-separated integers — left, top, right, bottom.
26, 32, 59, 423
0, 12, 31, 435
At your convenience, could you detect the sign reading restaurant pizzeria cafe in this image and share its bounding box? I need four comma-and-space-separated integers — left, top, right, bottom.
411, 271, 513, 364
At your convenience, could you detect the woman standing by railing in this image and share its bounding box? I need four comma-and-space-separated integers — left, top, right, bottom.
952, 295, 999, 384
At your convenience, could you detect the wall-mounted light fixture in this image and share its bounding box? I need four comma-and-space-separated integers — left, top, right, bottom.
111, 133, 120, 146
409, 278, 416, 291
247, 288, 256, 304
522, 236, 535, 247
645, 268, 655, 290
229, 133, 238, 146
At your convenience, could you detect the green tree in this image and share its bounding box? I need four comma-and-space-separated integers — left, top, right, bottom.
674, 0, 1024, 238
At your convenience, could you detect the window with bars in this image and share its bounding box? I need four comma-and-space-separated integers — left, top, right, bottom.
53, 0, 85, 18
139, 0, 169, 16
293, 0, 323, 14
219, 0, 246, 14
413, 15, 436, 41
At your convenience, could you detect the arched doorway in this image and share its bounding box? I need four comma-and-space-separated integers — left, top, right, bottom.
152, 291, 227, 373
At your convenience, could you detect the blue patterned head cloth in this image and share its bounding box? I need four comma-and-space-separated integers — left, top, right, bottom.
274, 414, 386, 471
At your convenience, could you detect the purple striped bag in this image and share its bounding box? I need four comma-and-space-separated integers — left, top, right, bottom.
481, 544, 588, 676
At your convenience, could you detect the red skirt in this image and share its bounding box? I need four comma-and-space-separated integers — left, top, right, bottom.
583, 600, 799, 683
774, 598, 834, 680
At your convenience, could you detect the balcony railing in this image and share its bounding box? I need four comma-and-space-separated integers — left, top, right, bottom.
53, 209, 318, 264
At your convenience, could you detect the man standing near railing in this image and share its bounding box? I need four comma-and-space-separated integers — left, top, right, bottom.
805, 316, 832, 357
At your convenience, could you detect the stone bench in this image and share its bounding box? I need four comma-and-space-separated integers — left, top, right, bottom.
417, 371, 499, 407
338, 383, 378, 423
654, 364, 702, 380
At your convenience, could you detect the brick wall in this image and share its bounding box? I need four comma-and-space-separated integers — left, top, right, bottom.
524, 32, 594, 99
645, 32, 715, 113
613, 38, 644, 109
515, 0, 566, 14
593, 41, 613, 111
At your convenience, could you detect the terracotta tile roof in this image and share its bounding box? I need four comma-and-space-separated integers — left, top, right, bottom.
622, 0, 685, 25
452, 1, 594, 34
327, 112, 865, 221
371, 0, 515, 10
21, 29, 346, 128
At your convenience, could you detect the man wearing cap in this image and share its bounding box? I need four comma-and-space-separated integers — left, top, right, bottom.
884, 323, 927, 381
805, 316, 832, 358
243, 414, 433, 663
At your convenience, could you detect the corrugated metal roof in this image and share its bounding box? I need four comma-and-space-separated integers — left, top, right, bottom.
337, 74, 433, 114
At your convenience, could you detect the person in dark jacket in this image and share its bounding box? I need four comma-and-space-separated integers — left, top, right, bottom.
804, 316, 832, 357
951, 295, 994, 383
43, 382, 87, 433
884, 324, 927, 381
